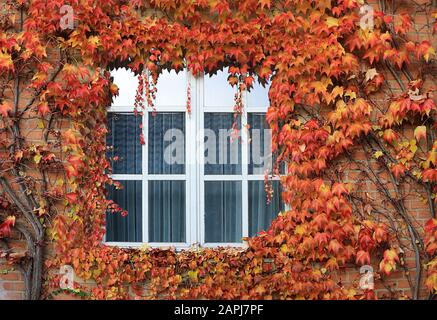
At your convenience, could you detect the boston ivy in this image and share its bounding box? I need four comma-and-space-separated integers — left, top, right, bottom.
0, 0, 436, 300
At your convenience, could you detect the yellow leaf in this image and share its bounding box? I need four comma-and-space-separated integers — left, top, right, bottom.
34, 154, 42, 164
326, 17, 339, 28
373, 151, 383, 159
280, 244, 290, 254
424, 46, 436, 62
414, 125, 426, 141
295, 225, 306, 235
188, 270, 198, 282
0, 51, 13, 70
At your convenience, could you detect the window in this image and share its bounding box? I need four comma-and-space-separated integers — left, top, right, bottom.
106, 68, 284, 248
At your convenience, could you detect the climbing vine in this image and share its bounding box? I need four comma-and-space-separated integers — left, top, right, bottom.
0, 0, 436, 300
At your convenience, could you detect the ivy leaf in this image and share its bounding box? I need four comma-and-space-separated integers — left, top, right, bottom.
414, 125, 426, 141
356, 250, 370, 266
259, 0, 271, 9
34, 154, 42, 164
391, 163, 406, 180
373, 151, 383, 159
425, 218, 437, 233
0, 101, 13, 117
365, 68, 378, 82
37, 101, 50, 116
383, 129, 397, 144
422, 169, 437, 182
0, 216, 16, 238
325, 17, 339, 28
0, 51, 13, 71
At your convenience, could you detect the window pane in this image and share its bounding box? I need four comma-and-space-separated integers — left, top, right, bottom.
248, 180, 284, 237
248, 113, 285, 175
204, 113, 241, 175
204, 69, 237, 107
247, 81, 270, 108
149, 181, 186, 242
110, 68, 138, 108
155, 70, 187, 107
248, 113, 271, 175
106, 180, 142, 242
205, 181, 242, 243
107, 113, 142, 174
148, 112, 185, 174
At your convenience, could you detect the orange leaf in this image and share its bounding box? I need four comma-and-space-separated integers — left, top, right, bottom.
37, 101, 50, 116
391, 163, 406, 179
0, 51, 13, 71
0, 101, 13, 117
356, 250, 370, 266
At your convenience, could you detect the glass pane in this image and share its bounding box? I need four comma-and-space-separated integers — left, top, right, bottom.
155, 70, 187, 107
149, 181, 186, 242
107, 113, 142, 174
148, 112, 185, 174
205, 181, 242, 243
106, 180, 142, 242
247, 81, 270, 108
110, 68, 138, 108
249, 180, 283, 237
204, 68, 237, 107
248, 113, 285, 175
248, 113, 271, 175
204, 113, 241, 175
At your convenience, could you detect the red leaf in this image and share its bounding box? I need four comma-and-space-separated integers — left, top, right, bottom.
425, 218, 437, 233
422, 169, 437, 182
37, 101, 50, 116
65, 192, 78, 203
383, 129, 397, 144
391, 163, 406, 179
0, 216, 16, 238
356, 250, 370, 265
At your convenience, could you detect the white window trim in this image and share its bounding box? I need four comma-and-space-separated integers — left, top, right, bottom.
105, 69, 282, 249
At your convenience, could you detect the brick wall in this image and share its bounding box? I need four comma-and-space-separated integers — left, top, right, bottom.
1, 0, 435, 300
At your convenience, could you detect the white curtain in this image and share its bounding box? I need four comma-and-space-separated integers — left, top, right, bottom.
204, 181, 242, 242
107, 113, 142, 174
148, 112, 185, 174
106, 180, 142, 242
148, 180, 185, 242
248, 180, 283, 237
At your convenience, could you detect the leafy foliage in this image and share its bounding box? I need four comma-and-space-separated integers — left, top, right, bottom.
0, 0, 436, 300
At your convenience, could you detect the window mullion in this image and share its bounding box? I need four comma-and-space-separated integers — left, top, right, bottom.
186, 70, 197, 246
241, 89, 249, 239
198, 73, 205, 246
142, 70, 149, 244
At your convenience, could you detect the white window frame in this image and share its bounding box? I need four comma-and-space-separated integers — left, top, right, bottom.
105, 69, 282, 249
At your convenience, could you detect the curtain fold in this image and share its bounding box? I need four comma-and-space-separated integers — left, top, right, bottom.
149, 112, 185, 174
248, 113, 267, 175
148, 181, 186, 242
106, 180, 142, 242
107, 113, 142, 174
248, 180, 283, 237
205, 181, 242, 243
204, 113, 241, 175
248, 113, 285, 175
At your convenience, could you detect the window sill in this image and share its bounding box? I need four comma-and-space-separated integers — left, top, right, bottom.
103, 241, 248, 251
